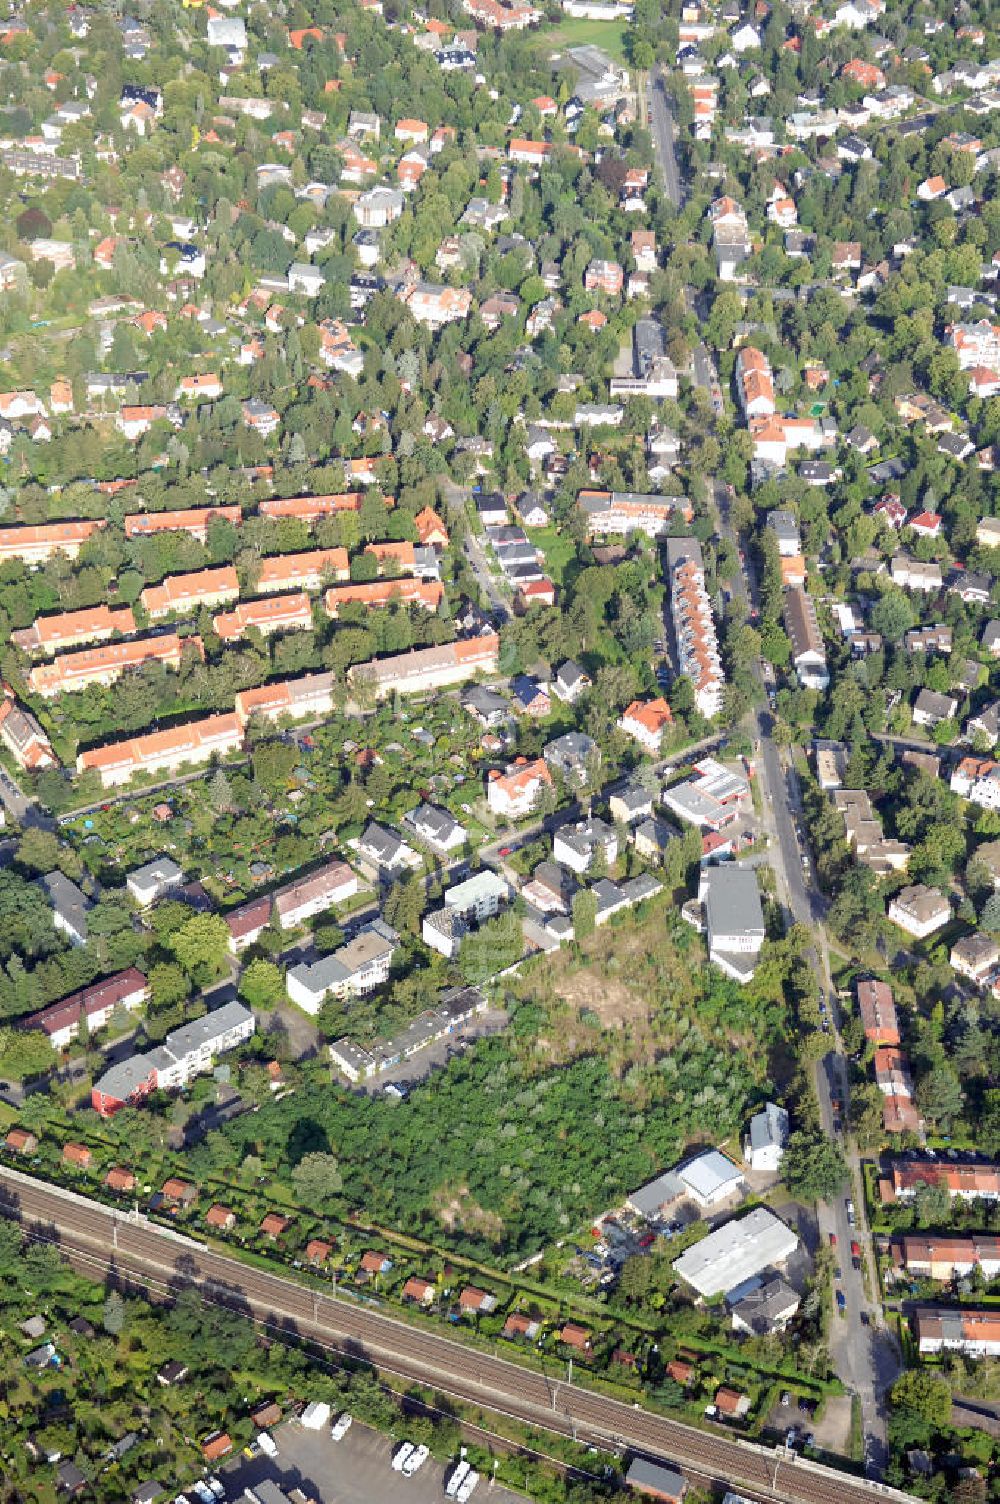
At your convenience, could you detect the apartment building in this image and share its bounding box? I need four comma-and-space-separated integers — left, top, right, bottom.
13, 605, 137, 656
578, 490, 693, 539
347, 634, 499, 699
26, 968, 148, 1051
92, 1000, 254, 1115
947, 320, 1000, 371
666, 537, 725, 719
890, 555, 943, 592
698, 866, 766, 983
398, 281, 472, 327
255, 548, 349, 593
856, 978, 899, 1044
29, 633, 193, 697
77, 712, 243, 787
287, 924, 396, 1013
584, 258, 624, 296
833, 789, 911, 874
224, 896, 272, 954
783, 586, 829, 690
324, 579, 443, 616
617, 697, 673, 754
888, 883, 951, 938
214, 593, 313, 640
258, 492, 364, 522
141, 567, 240, 618
0, 520, 104, 565
273, 857, 358, 929
486, 756, 553, 819
0, 686, 56, 769
234, 671, 335, 727
735, 346, 775, 418
124, 506, 242, 543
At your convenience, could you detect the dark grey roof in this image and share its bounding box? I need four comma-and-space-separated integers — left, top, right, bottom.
625, 1458, 686, 1499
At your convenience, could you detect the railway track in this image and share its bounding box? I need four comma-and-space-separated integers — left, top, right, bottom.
0, 1168, 916, 1504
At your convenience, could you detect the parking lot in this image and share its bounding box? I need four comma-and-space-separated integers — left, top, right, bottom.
219, 1416, 528, 1504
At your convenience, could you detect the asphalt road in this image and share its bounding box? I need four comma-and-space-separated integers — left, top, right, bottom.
709, 480, 901, 1474
646, 69, 683, 207
0, 763, 53, 830
440, 479, 511, 622
0, 1169, 918, 1504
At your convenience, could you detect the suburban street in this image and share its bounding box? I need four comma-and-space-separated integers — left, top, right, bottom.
0, 1167, 918, 1504
646, 68, 683, 208
440, 477, 512, 622
708, 480, 901, 1475
641, 16, 911, 1448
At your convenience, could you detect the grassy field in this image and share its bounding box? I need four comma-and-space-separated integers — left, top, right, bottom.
526, 524, 578, 587
534, 16, 629, 64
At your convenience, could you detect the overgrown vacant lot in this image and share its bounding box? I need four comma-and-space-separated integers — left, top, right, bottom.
524, 904, 788, 1079
218, 907, 792, 1261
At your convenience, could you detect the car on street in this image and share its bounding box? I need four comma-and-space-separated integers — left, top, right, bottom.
846, 1198, 856, 1227
836, 1291, 846, 1313
829, 1232, 837, 1247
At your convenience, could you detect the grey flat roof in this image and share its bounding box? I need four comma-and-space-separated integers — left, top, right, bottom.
702, 867, 764, 939
672, 1207, 798, 1297
625, 1458, 686, 1499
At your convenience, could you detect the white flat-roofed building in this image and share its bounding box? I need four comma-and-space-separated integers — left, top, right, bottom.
444, 870, 510, 921
286, 924, 396, 1013
672, 1206, 799, 1299
126, 855, 184, 908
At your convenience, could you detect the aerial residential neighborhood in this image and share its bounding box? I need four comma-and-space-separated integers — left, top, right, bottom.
0, 0, 1000, 1498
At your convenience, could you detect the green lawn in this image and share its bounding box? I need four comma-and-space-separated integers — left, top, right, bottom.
534, 16, 629, 64
526, 525, 578, 587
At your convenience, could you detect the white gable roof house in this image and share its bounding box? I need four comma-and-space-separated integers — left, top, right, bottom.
744, 1102, 789, 1173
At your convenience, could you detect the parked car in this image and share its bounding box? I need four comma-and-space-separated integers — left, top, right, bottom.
446, 1461, 471, 1499
836, 1291, 846, 1313
845, 1198, 856, 1227
402, 1444, 430, 1477
392, 1442, 414, 1473
331, 1412, 352, 1442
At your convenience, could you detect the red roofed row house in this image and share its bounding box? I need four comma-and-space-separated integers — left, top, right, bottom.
881, 1157, 1000, 1204
13, 605, 137, 656
666, 538, 725, 719
23, 968, 148, 1051
222, 857, 358, 955
28, 632, 195, 697
856, 979, 921, 1133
